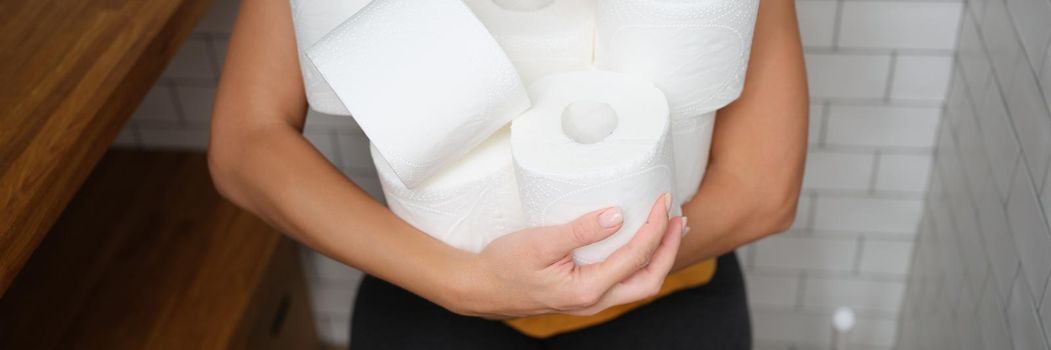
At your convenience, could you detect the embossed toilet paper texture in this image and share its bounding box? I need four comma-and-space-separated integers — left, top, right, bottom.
512, 71, 675, 265
595, 0, 759, 119
371, 129, 525, 253
308, 0, 530, 189
595, 0, 759, 203
289, 0, 371, 115
464, 0, 596, 84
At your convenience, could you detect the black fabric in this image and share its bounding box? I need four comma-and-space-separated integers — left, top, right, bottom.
349, 253, 751, 350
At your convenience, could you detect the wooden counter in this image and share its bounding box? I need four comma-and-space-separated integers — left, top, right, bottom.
0, 0, 215, 294
0, 150, 318, 349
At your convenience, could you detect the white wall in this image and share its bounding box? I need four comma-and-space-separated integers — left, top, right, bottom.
114, 0, 964, 347
897, 0, 1051, 348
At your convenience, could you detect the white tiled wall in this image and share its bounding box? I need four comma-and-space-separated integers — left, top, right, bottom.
896, 0, 1051, 348
113, 0, 967, 347
744, 1, 963, 349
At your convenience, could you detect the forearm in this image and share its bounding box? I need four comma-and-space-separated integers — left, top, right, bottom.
672, 0, 808, 271
208, 123, 471, 308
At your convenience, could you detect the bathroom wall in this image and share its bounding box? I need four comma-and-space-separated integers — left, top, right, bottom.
113, 0, 963, 347
896, 0, 1051, 348
738, 1, 962, 349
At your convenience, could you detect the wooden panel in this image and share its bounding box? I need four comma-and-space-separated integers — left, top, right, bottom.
0, 151, 316, 350
0, 0, 216, 294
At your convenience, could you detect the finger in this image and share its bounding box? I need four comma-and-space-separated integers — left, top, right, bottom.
529, 207, 624, 263
580, 193, 672, 290
571, 216, 684, 315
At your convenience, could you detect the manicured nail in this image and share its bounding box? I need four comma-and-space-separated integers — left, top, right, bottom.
682, 217, 691, 236
598, 207, 624, 228
663, 192, 672, 212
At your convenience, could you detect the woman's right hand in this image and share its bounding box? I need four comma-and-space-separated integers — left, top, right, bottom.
449, 193, 685, 319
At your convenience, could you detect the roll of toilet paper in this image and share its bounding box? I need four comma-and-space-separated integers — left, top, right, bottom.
289, 0, 371, 115
511, 71, 675, 265
307, 0, 531, 189
594, 0, 760, 119
463, 0, 596, 84
673, 111, 716, 203
372, 128, 525, 253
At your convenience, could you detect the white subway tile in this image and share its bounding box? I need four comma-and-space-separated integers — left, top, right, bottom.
1005, 0, 1051, 71
858, 239, 914, 276
1043, 275, 1051, 350
1043, 48, 1051, 110
136, 127, 210, 150
976, 82, 1022, 199
979, 284, 1013, 350
802, 276, 905, 313
851, 317, 899, 348
796, 1, 837, 47
754, 236, 857, 271
211, 37, 229, 71
321, 315, 350, 346
304, 109, 363, 133
195, 0, 239, 34
1008, 273, 1051, 350
131, 85, 179, 123
308, 251, 364, 284
348, 173, 385, 203
751, 309, 830, 345
891, 55, 954, 101
803, 150, 875, 191
308, 283, 358, 318
838, 2, 962, 50
958, 13, 992, 99
975, 174, 1022, 299
1008, 160, 1051, 300
980, 0, 1024, 88
876, 153, 933, 193
337, 133, 374, 170
174, 85, 216, 124
809, 104, 825, 145
806, 53, 892, 99
825, 105, 941, 149
791, 195, 813, 230
303, 130, 342, 168
162, 39, 216, 81
814, 196, 924, 234
745, 272, 800, 308
111, 125, 139, 147
1005, 59, 1051, 184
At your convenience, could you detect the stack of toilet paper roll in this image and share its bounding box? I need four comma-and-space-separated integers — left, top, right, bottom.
371, 129, 525, 253
289, 0, 371, 115
300, 0, 759, 263
307, 0, 530, 188
463, 0, 595, 84
512, 71, 675, 265
595, 0, 761, 203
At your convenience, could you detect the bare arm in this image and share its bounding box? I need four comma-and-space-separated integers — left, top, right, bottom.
675, 0, 809, 270
208, 0, 683, 318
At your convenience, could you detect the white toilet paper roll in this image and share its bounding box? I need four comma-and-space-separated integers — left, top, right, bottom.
464, 0, 596, 84
594, 0, 757, 203
595, 0, 758, 118
674, 111, 716, 203
308, 0, 531, 189
372, 128, 525, 253
289, 0, 371, 115
511, 71, 675, 265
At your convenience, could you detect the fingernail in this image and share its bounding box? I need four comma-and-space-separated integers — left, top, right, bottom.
681, 217, 690, 236
598, 208, 623, 228
663, 192, 672, 212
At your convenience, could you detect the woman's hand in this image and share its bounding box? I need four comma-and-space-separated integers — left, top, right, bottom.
450, 193, 685, 319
